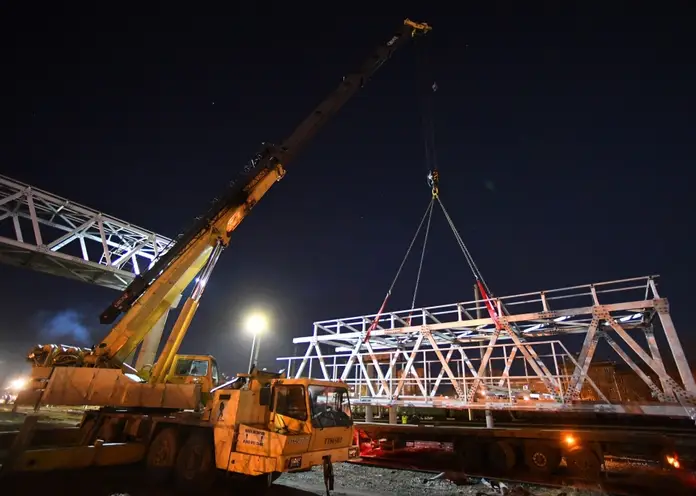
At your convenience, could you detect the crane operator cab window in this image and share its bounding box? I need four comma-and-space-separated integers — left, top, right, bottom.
272, 385, 308, 421
174, 358, 209, 377
309, 385, 353, 428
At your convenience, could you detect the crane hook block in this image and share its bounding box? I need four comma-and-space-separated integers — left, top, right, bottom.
427, 169, 439, 198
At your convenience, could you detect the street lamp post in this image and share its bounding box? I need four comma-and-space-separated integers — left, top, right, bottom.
245, 313, 268, 373
248, 331, 260, 373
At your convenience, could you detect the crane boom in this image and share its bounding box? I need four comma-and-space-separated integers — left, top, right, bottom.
93, 19, 431, 367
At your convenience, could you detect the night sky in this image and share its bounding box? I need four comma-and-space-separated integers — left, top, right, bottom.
3, 3, 695, 377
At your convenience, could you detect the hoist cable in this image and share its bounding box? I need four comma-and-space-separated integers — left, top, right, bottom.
437, 196, 522, 331
436, 197, 493, 297
404, 200, 434, 327
363, 198, 435, 343
416, 35, 438, 175
410, 200, 433, 311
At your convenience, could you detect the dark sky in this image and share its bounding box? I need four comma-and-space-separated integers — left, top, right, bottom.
3, 3, 695, 377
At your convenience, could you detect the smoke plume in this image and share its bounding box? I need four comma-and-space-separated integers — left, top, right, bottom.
38, 309, 92, 345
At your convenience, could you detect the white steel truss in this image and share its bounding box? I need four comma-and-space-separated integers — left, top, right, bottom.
0, 174, 173, 290
278, 275, 696, 420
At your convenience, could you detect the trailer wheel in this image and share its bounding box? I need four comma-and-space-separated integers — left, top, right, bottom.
455, 439, 483, 471
487, 441, 516, 473
146, 427, 179, 483
175, 432, 216, 491
565, 446, 601, 479
524, 441, 560, 475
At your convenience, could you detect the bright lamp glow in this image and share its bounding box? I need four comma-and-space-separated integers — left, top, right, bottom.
245, 313, 268, 335
8, 377, 28, 391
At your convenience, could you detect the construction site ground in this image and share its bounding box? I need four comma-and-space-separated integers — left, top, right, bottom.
3, 462, 596, 496
0, 407, 604, 496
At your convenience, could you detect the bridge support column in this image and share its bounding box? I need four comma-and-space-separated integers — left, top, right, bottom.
485, 409, 494, 428
365, 405, 374, 422
388, 406, 398, 424
135, 294, 182, 372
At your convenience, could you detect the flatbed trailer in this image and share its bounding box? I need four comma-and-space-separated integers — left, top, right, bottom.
355, 421, 696, 477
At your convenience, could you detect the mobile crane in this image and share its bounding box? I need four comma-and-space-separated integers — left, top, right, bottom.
3, 19, 431, 491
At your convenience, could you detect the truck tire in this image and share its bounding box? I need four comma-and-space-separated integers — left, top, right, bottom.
247, 472, 282, 492
565, 446, 601, 479
175, 432, 216, 492
487, 440, 517, 472
524, 441, 561, 475
146, 427, 179, 483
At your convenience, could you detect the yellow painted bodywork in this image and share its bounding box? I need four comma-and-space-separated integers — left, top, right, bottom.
15, 366, 201, 409
89, 163, 286, 370
10, 443, 146, 472
211, 376, 358, 476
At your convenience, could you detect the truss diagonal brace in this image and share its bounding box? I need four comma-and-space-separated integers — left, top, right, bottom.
422, 326, 466, 399
566, 313, 601, 401
603, 333, 667, 402
392, 334, 426, 399
605, 312, 678, 402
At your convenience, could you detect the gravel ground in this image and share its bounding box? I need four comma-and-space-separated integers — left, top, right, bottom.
276, 463, 601, 496
0, 461, 604, 496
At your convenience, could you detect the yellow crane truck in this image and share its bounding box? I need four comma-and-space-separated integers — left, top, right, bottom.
1, 19, 431, 492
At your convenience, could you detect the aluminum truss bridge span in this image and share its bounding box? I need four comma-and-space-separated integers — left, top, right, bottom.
0, 174, 173, 290
279, 275, 696, 419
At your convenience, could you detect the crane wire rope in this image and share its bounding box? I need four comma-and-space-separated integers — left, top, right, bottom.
399, 33, 439, 331
414, 34, 502, 322
364, 33, 502, 342
417, 35, 439, 176
407, 199, 433, 324
362, 198, 434, 343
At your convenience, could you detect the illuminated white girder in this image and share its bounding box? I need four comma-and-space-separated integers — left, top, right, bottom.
279, 275, 696, 420
0, 174, 173, 290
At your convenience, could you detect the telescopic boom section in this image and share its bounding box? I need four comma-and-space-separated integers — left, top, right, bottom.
93, 19, 431, 367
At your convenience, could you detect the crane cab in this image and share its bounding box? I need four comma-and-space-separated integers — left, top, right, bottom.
211, 372, 358, 476
261, 378, 355, 453
165, 354, 220, 394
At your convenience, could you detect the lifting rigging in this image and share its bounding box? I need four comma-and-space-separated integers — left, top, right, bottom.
360, 51, 556, 400
360, 36, 536, 385
362, 37, 503, 344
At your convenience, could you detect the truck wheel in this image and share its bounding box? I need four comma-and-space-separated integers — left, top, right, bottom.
175, 432, 216, 491
524, 441, 560, 475
455, 439, 483, 471
565, 446, 601, 479
244, 472, 282, 493
487, 441, 516, 473
146, 427, 179, 483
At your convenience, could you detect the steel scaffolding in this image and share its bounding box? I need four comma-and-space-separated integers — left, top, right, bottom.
0, 174, 173, 290
278, 275, 696, 419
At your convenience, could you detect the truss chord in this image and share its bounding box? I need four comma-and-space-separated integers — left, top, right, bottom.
0, 174, 173, 290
